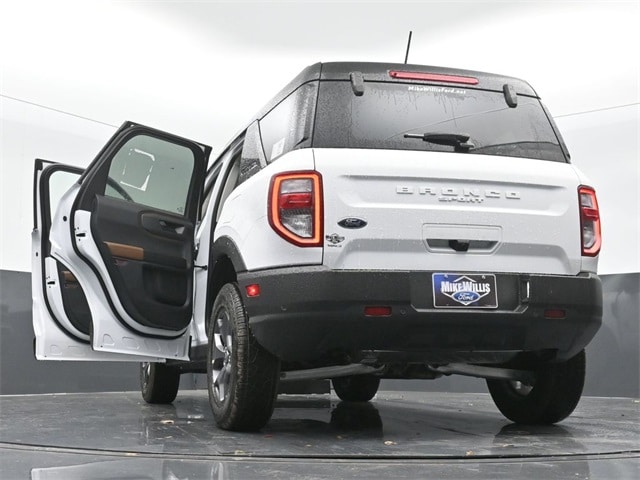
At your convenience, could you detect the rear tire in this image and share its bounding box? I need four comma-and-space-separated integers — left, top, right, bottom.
487, 349, 586, 424
207, 283, 280, 431
332, 375, 380, 402
140, 362, 180, 404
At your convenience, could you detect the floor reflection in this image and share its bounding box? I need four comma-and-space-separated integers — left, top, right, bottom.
0, 391, 634, 480
3, 392, 633, 480
331, 401, 384, 435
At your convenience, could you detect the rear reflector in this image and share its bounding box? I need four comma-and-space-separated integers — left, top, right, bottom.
389, 71, 479, 85
544, 308, 566, 319
246, 284, 261, 297
364, 306, 392, 317
578, 186, 601, 257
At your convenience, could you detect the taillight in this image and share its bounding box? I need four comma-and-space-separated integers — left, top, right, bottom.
578, 186, 601, 257
269, 171, 323, 247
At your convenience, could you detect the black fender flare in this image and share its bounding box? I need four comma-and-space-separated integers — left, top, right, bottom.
209, 236, 246, 274
205, 236, 247, 324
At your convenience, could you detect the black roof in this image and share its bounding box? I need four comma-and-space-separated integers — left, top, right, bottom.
254, 61, 538, 120
207, 61, 541, 159
321, 62, 536, 95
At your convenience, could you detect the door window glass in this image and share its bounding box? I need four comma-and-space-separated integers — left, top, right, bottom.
199, 160, 224, 221
238, 121, 265, 184
44, 169, 81, 255
199, 136, 244, 222
105, 135, 195, 215
215, 139, 244, 222
48, 170, 80, 220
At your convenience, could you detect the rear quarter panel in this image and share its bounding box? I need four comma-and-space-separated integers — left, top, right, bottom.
214, 149, 322, 271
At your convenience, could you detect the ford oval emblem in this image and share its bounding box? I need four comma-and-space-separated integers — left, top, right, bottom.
452, 291, 480, 303
338, 218, 367, 229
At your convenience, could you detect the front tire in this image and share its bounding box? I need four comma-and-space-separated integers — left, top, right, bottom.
207, 283, 280, 431
487, 349, 586, 424
332, 375, 380, 402
139, 362, 180, 404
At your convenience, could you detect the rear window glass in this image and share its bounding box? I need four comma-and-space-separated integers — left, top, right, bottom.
312, 81, 566, 162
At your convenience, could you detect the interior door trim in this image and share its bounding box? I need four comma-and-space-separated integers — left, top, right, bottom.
104, 242, 144, 261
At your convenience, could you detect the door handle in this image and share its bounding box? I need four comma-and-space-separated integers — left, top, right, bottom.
140, 213, 190, 238
448, 239, 470, 252
159, 220, 185, 235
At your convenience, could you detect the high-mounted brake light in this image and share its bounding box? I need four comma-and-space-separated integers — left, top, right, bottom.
269, 171, 323, 247
578, 186, 601, 257
389, 71, 479, 85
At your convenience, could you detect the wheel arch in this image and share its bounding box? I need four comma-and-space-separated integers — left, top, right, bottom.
205, 236, 246, 333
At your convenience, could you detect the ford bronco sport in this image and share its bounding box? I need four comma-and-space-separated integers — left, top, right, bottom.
32, 62, 602, 431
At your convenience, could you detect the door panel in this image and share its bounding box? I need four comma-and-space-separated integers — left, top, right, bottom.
56, 263, 92, 335
48, 122, 210, 360
91, 195, 194, 330
32, 160, 163, 361
43, 256, 89, 340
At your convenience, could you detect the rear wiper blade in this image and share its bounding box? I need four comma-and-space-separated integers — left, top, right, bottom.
404, 132, 475, 151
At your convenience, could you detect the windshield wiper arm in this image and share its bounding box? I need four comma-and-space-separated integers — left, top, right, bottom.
404, 132, 475, 151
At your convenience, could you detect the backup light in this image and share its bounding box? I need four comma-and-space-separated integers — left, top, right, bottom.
578, 186, 601, 257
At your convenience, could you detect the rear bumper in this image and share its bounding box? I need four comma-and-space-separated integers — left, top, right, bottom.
238, 267, 602, 364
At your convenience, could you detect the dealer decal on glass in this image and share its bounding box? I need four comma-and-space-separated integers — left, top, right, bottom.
432, 273, 498, 308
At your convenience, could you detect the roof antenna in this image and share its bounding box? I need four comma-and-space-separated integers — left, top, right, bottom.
404, 31, 413, 64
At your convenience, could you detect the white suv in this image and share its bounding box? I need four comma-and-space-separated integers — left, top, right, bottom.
32, 62, 602, 431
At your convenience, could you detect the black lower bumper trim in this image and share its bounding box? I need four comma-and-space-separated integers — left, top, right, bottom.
238, 267, 602, 364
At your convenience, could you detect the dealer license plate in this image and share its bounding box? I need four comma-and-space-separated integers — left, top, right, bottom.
432, 273, 498, 309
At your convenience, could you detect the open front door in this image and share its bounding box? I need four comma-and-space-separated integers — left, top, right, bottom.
47, 122, 210, 360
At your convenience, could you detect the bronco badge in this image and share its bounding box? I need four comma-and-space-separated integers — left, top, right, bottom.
326, 233, 345, 246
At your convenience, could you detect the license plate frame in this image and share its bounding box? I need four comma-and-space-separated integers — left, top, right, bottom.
432, 273, 498, 309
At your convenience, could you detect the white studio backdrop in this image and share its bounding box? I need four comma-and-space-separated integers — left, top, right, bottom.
1, 0, 638, 274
